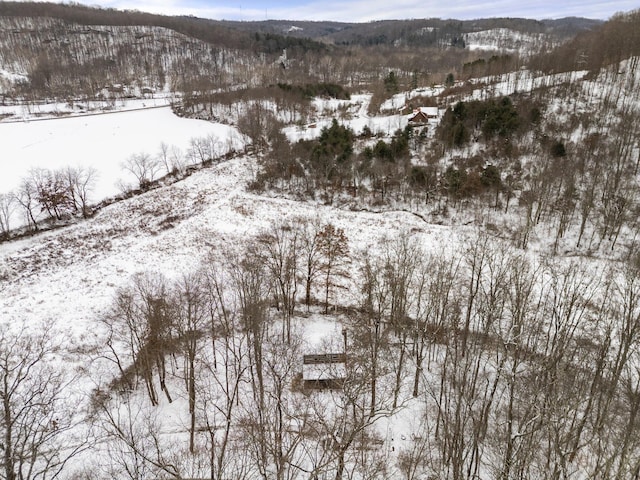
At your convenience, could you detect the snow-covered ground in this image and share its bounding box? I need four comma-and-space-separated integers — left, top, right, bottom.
380, 85, 446, 111
0, 155, 456, 326
2, 93, 421, 206
0, 91, 450, 323
0, 154, 458, 474
0, 67, 28, 85
0, 95, 175, 122
0, 105, 245, 200
464, 28, 559, 56
284, 94, 410, 141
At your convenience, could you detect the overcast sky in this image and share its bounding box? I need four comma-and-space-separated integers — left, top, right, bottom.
47, 0, 637, 22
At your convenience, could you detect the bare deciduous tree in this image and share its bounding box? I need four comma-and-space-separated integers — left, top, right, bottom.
173, 272, 208, 454
64, 165, 98, 218
14, 177, 39, 230
317, 223, 350, 314
121, 153, 163, 190
0, 192, 14, 237
252, 222, 299, 343
237, 103, 279, 155
0, 321, 87, 480
157, 142, 172, 175
30, 168, 73, 220
101, 272, 174, 406
198, 265, 252, 480
411, 250, 460, 398
187, 134, 221, 165
298, 217, 324, 309
96, 393, 179, 480
241, 334, 308, 480
169, 145, 186, 174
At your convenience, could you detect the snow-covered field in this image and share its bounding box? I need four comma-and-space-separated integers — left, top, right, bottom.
380, 85, 446, 111
0, 105, 245, 200
0, 96, 173, 121
2, 93, 423, 204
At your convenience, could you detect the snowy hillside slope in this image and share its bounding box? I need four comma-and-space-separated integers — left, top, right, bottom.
0, 153, 459, 478
464, 28, 559, 55
0, 16, 260, 95
0, 143, 625, 479
0, 155, 453, 326
3, 53, 639, 330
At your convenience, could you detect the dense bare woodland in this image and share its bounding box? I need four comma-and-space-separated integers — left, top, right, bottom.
2, 3, 640, 479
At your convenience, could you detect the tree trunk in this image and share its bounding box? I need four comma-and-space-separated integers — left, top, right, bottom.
393, 342, 406, 408
3, 391, 15, 480
189, 352, 196, 454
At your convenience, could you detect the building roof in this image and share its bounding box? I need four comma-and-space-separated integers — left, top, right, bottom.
303, 363, 347, 381
302, 353, 347, 381
416, 107, 439, 117
408, 107, 440, 124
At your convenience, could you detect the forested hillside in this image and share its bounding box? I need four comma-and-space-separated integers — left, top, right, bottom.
1, 4, 640, 480
218, 17, 600, 47
0, 1, 599, 102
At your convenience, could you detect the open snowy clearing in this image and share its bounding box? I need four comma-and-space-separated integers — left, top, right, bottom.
0, 105, 245, 200
0, 155, 457, 333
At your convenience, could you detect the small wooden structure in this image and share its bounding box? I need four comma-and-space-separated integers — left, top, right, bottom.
408, 107, 439, 125
302, 353, 347, 390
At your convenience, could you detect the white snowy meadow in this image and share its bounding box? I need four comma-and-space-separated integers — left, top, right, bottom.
1, 104, 244, 199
